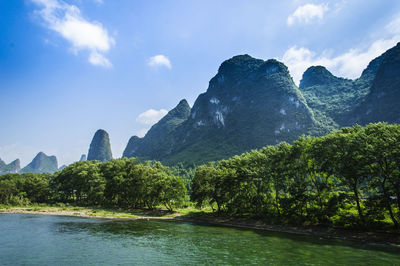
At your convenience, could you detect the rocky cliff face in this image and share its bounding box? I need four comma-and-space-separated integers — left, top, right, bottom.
87, 129, 112, 162
0, 158, 21, 175
124, 55, 316, 164
20, 152, 58, 174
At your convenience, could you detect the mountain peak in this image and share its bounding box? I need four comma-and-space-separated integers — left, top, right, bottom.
123, 99, 191, 159
350, 42, 400, 124
36, 151, 47, 158
299, 66, 336, 89
217, 54, 265, 75
20, 152, 57, 174
79, 154, 87, 161
217, 55, 290, 76
167, 99, 191, 119
263, 59, 290, 76
9, 159, 20, 167
0, 158, 21, 175
87, 129, 113, 162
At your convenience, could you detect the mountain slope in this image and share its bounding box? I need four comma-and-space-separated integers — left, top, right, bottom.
348, 43, 400, 125
20, 152, 58, 174
0, 158, 21, 175
123, 99, 191, 160
298, 43, 400, 130
124, 55, 316, 164
298, 58, 383, 129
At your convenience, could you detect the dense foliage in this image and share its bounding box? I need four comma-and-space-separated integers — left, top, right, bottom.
0, 158, 186, 211
299, 65, 373, 130
1, 123, 400, 230
191, 123, 400, 229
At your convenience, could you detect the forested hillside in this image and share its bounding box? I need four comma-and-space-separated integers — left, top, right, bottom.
123, 43, 400, 165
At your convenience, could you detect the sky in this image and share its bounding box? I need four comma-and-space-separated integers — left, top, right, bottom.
1, 0, 400, 167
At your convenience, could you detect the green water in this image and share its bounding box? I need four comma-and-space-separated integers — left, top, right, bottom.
0, 214, 399, 265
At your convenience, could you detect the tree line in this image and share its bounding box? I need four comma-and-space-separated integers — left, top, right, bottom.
0, 158, 187, 211
191, 123, 400, 229
1, 123, 399, 229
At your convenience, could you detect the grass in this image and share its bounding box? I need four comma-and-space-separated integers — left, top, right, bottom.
0, 203, 214, 220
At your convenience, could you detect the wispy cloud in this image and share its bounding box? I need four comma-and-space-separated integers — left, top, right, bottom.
282, 15, 400, 85
148, 55, 172, 69
287, 4, 329, 26
32, 0, 115, 67
93, 0, 103, 5
136, 128, 149, 138
135, 108, 168, 137
136, 109, 168, 125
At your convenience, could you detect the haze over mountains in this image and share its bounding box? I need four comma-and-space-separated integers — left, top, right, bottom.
2, 42, 400, 173
19, 152, 58, 174
0, 158, 20, 175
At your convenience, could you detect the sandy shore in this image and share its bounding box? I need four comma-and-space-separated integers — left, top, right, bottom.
0, 209, 175, 220
1, 209, 400, 249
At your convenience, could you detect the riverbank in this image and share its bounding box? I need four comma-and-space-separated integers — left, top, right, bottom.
0, 205, 184, 220
1, 205, 399, 249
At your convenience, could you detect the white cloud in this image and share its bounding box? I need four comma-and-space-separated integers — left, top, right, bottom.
136, 109, 168, 125
287, 4, 329, 26
89, 51, 112, 67
135, 108, 168, 138
282, 14, 400, 85
148, 55, 172, 69
136, 128, 149, 138
386, 16, 400, 35
32, 0, 115, 67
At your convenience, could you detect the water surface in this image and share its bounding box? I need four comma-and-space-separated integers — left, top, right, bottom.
0, 214, 399, 265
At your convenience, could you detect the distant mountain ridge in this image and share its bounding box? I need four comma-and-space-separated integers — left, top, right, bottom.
20, 152, 58, 174
0, 158, 21, 175
123, 42, 400, 165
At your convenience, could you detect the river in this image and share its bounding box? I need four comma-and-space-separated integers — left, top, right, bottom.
0, 214, 399, 265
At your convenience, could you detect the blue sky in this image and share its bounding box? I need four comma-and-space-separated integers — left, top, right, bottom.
1, 0, 400, 167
